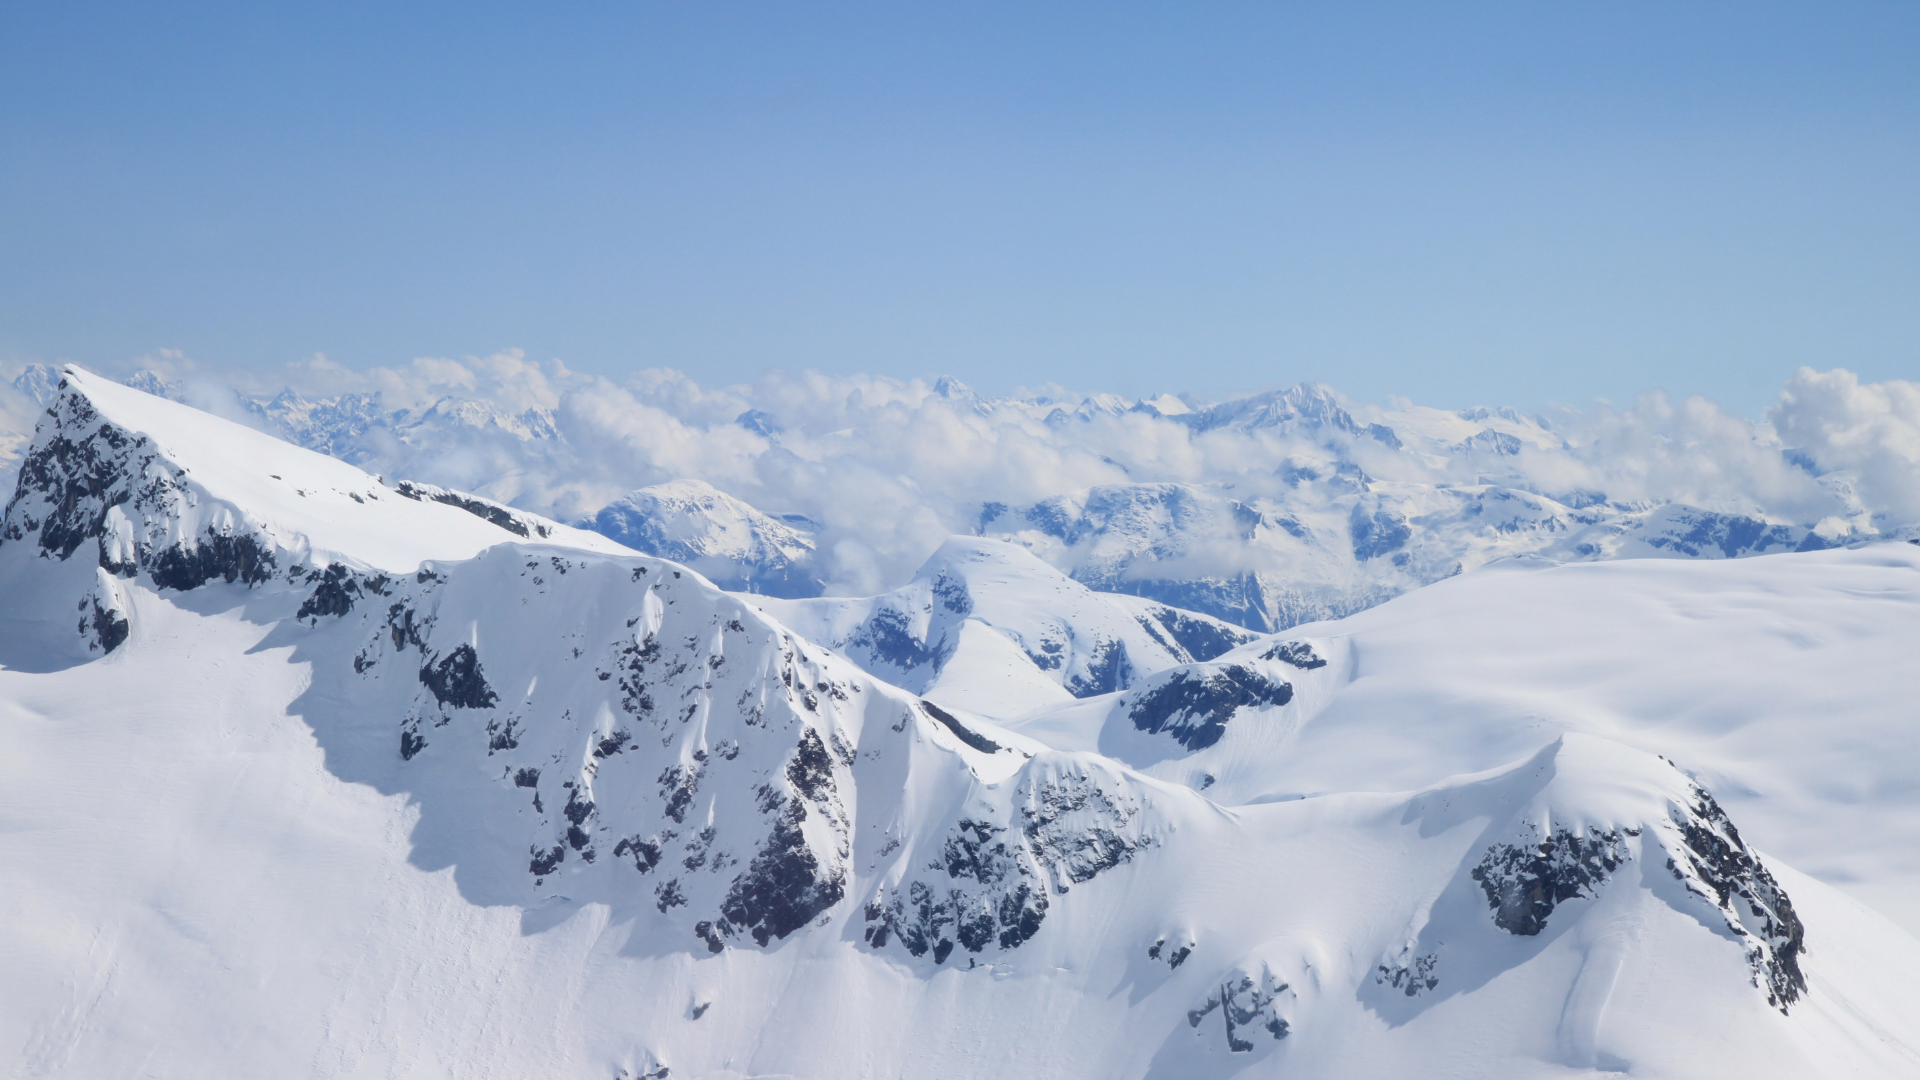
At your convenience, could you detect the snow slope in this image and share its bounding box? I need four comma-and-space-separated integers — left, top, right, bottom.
2, 369, 1919, 1078
1008, 541, 1920, 934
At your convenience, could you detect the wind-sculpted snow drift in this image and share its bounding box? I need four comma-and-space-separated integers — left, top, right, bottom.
2, 368, 1920, 1078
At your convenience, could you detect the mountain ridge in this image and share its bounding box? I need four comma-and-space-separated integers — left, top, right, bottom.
2, 368, 1919, 1077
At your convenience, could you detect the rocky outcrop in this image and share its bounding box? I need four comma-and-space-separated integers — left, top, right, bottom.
862, 759, 1156, 963
1126, 664, 1293, 750
1471, 825, 1635, 936
1187, 966, 1294, 1052
391, 479, 556, 540
1666, 783, 1807, 1011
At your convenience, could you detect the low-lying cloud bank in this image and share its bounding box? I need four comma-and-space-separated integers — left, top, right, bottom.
3, 350, 1915, 607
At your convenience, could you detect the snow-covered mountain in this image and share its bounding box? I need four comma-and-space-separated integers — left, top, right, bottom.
756, 536, 1254, 719
5, 368, 1920, 1077
582, 479, 824, 598
977, 477, 1845, 631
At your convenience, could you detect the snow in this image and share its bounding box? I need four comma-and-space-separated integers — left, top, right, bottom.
757, 536, 1254, 716
582, 478, 821, 596
18, 366, 626, 574
3, 370, 1920, 1078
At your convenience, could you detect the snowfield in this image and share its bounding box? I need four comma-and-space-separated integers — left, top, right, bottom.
3, 367, 1920, 1079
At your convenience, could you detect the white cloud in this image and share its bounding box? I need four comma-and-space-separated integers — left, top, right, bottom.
1771, 367, 1920, 523
4, 351, 1917, 595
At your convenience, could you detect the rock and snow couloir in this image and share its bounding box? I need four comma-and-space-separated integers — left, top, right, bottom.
2, 368, 1919, 1078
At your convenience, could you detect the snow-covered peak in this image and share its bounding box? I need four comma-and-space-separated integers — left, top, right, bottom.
413, 395, 560, 441
0, 365, 623, 660
9, 363, 62, 406
580, 478, 821, 597
1176, 382, 1403, 449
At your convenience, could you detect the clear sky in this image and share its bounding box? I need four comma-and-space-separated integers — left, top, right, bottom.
3, 2, 1916, 416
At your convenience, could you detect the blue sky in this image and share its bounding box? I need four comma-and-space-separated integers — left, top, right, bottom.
2, 1, 1916, 415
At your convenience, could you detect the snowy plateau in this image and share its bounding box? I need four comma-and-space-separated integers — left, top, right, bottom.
4, 367, 1920, 1078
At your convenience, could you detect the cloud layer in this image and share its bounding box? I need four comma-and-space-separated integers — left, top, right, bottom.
4, 350, 1914, 597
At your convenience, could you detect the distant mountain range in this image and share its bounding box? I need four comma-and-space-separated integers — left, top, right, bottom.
5, 363, 1903, 632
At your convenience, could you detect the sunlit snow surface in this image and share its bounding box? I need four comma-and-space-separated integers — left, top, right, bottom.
3, 368, 1920, 1078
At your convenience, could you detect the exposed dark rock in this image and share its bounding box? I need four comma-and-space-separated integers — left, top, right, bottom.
486, 717, 519, 752
418, 644, 498, 709
1260, 640, 1326, 669
564, 785, 596, 844
392, 479, 552, 538
1667, 785, 1807, 1011
1136, 606, 1254, 663
296, 563, 360, 620
920, 700, 1003, 754
715, 728, 849, 947
529, 844, 564, 877
1471, 825, 1633, 936
84, 596, 130, 654
1187, 971, 1292, 1051
864, 767, 1149, 962
1148, 939, 1193, 968
615, 835, 664, 873
658, 764, 702, 824
386, 603, 427, 652
1025, 638, 1065, 671
1376, 953, 1439, 997
1066, 638, 1132, 697
784, 728, 835, 803
846, 607, 945, 672
931, 573, 972, 616
1646, 511, 1798, 559
4, 393, 142, 561
718, 799, 845, 947
1350, 506, 1412, 561
145, 531, 278, 592
1127, 665, 1293, 750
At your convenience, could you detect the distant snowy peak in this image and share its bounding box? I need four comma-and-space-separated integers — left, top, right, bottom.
250, 387, 389, 454
250, 387, 560, 452
0, 366, 621, 660
1178, 382, 1403, 448
9, 363, 63, 406
757, 536, 1256, 719
581, 479, 822, 598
